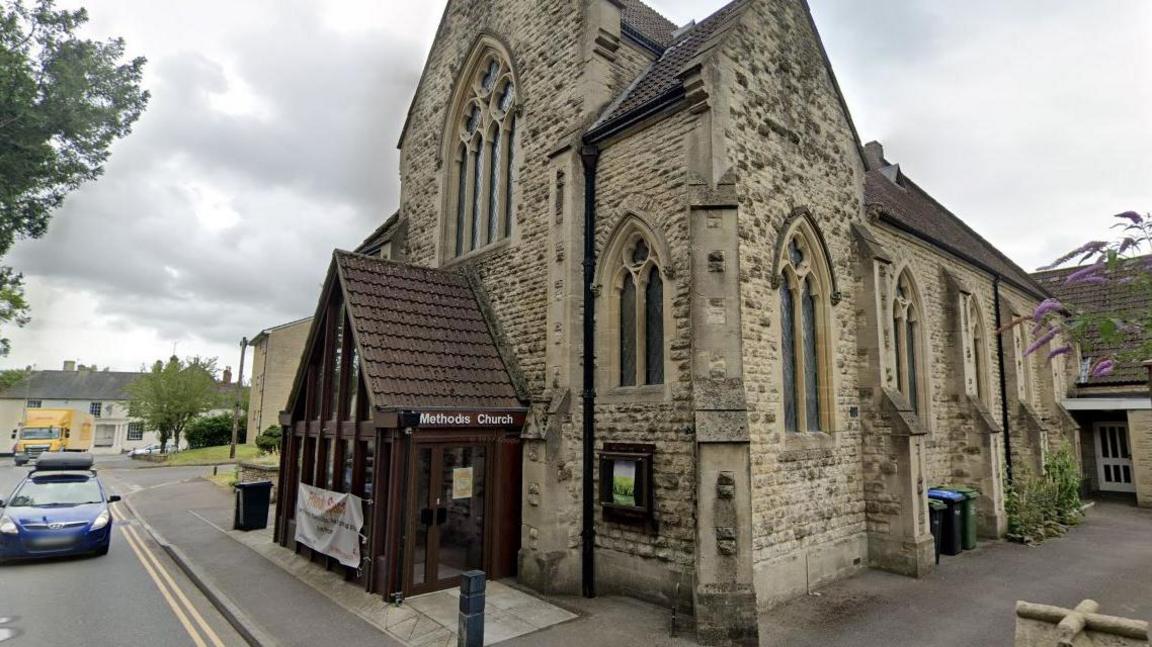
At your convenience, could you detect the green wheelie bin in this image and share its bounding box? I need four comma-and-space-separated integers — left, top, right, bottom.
946, 485, 980, 550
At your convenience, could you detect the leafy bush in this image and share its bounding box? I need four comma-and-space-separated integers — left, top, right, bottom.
255, 425, 282, 455
1006, 442, 1083, 544
185, 414, 243, 449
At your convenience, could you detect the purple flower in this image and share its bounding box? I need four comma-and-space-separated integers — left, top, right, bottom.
1040, 241, 1108, 270
1064, 263, 1105, 286
1024, 327, 1059, 356
1046, 345, 1072, 362
1032, 298, 1063, 322
1114, 211, 1143, 224
1090, 359, 1116, 378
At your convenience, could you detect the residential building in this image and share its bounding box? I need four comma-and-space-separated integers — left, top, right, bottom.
273, 2, 1073, 644
1034, 256, 1152, 507
247, 317, 312, 443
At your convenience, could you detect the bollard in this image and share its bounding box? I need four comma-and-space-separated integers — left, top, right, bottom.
458, 570, 486, 647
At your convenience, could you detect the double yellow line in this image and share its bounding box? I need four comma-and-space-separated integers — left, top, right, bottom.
118, 513, 227, 647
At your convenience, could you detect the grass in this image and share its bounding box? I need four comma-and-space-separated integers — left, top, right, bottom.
206, 467, 239, 489
164, 444, 261, 466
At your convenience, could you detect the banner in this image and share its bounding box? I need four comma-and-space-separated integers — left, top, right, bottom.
294, 483, 364, 568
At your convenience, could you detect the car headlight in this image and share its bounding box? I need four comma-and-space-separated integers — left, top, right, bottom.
90, 509, 111, 531
0, 515, 17, 535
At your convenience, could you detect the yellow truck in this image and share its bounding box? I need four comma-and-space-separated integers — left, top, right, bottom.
10, 409, 94, 465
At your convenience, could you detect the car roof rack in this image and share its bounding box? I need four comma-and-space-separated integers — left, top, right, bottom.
32, 452, 94, 472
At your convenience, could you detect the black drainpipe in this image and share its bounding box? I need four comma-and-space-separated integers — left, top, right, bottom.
993, 276, 1014, 484
580, 143, 600, 599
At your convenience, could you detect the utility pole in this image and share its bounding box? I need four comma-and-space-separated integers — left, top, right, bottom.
229, 337, 248, 460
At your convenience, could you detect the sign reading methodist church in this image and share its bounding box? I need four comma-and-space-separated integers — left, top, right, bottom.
397, 410, 527, 428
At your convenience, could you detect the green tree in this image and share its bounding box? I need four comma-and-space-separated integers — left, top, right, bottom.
0, 366, 30, 391
126, 356, 223, 452
0, 0, 149, 354
185, 413, 243, 449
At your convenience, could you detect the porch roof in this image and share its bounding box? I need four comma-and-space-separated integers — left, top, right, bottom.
334, 251, 525, 412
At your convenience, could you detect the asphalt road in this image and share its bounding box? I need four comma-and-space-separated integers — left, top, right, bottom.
0, 455, 244, 647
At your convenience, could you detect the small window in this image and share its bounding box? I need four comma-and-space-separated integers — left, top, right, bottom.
598, 443, 655, 527
127, 422, 144, 441
26, 400, 41, 409
90, 402, 102, 417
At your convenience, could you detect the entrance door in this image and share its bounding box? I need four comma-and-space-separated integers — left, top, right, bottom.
1095, 422, 1135, 493
408, 444, 487, 595
94, 424, 116, 447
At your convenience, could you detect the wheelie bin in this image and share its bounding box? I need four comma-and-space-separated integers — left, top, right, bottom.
927, 488, 964, 556
928, 499, 946, 564
234, 480, 273, 531
947, 485, 980, 550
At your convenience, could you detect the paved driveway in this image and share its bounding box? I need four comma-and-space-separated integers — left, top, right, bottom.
760, 499, 1152, 646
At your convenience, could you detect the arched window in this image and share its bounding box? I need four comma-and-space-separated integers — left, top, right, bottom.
893, 271, 926, 414
777, 224, 832, 433
966, 297, 990, 404
446, 49, 517, 258
607, 230, 665, 388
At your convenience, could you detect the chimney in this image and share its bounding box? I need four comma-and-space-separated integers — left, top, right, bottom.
222, 366, 233, 384
863, 141, 885, 171
63, 360, 76, 371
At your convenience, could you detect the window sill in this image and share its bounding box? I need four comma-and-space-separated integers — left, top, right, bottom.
598, 384, 669, 405
441, 237, 514, 268
782, 430, 837, 450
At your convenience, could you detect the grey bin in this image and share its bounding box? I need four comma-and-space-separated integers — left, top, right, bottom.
233, 481, 273, 531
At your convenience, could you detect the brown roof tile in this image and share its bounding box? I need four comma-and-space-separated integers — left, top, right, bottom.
865, 169, 1048, 299
1033, 255, 1152, 385
334, 251, 524, 411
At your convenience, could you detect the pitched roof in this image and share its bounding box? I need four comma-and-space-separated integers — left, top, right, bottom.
1033, 256, 1152, 386
864, 168, 1048, 299
592, 0, 746, 131
0, 370, 145, 401
619, 0, 678, 49
354, 210, 399, 256
335, 251, 524, 411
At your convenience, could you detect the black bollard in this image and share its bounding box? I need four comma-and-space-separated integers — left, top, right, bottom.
458, 570, 486, 647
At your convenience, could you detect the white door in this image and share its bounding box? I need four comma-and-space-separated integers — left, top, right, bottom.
94, 424, 116, 448
1095, 422, 1135, 493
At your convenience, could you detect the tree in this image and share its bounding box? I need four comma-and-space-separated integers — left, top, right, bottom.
126, 356, 223, 452
0, 367, 30, 391
186, 413, 243, 449
0, 0, 149, 354
1025, 211, 1152, 377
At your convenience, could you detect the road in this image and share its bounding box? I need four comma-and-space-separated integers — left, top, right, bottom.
0, 455, 244, 647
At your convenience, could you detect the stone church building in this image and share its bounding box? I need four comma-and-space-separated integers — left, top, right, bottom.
274, 1, 1075, 644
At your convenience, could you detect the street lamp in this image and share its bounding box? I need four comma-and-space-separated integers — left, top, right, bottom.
229, 337, 248, 460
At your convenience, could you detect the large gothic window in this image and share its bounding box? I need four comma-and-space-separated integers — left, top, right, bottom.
447, 51, 517, 258
609, 231, 665, 388
893, 271, 926, 414
778, 225, 832, 432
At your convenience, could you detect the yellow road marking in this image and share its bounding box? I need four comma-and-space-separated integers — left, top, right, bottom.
123, 525, 227, 647
120, 524, 207, 647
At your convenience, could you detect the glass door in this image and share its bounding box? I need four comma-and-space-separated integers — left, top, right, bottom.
409, 444, 487, 594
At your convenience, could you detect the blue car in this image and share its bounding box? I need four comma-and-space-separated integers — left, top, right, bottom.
0, 453, 121, 562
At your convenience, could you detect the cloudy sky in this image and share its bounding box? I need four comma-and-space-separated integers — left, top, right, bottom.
4, 0, 1150, 376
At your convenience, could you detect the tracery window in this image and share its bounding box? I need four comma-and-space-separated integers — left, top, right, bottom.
893, 271, 926, 414
448, 52, 517, 258
778, 227, 831, 432
612, 233, 664, 387
966, 297, 990, 404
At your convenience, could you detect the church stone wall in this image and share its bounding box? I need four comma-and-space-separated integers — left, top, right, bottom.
719, 0, 869, 609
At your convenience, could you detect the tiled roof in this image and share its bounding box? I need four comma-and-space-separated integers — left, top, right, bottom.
594, 0, 745, 130
354, 211, 399, 256
864, 169, 1048, 298
335, 251, 524, 411
619, 0, 678, 49
0, 370, 145, 401
1033, 256, 1152, 385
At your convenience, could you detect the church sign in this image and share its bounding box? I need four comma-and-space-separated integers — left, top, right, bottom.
400, 410, 526, 428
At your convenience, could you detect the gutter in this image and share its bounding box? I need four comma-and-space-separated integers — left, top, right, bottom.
993, 276, 1014, 484
585, 87, 683, 145
579, 143, 600, 599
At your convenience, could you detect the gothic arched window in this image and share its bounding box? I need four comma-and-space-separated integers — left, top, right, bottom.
966, 297, 990, 404
447, 50, 517, 258
777, 223, 832, 433
893, 271, 927, 414
605, 229, 665, 388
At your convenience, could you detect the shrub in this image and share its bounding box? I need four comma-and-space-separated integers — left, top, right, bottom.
185, 414, 243, 449
255, 425, 282, 455
1006, 442, 1083, 544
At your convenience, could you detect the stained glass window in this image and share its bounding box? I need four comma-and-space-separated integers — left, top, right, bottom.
781, 278, 797, 433
488, 130, 500, 245
471, 145, 482, 250
645, 267, 663, 385
504, 116, 515, 239
802, 278, 820, 431
455, 146, 467, 256
907, 316, 919, 413
620, 274, 637, 387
